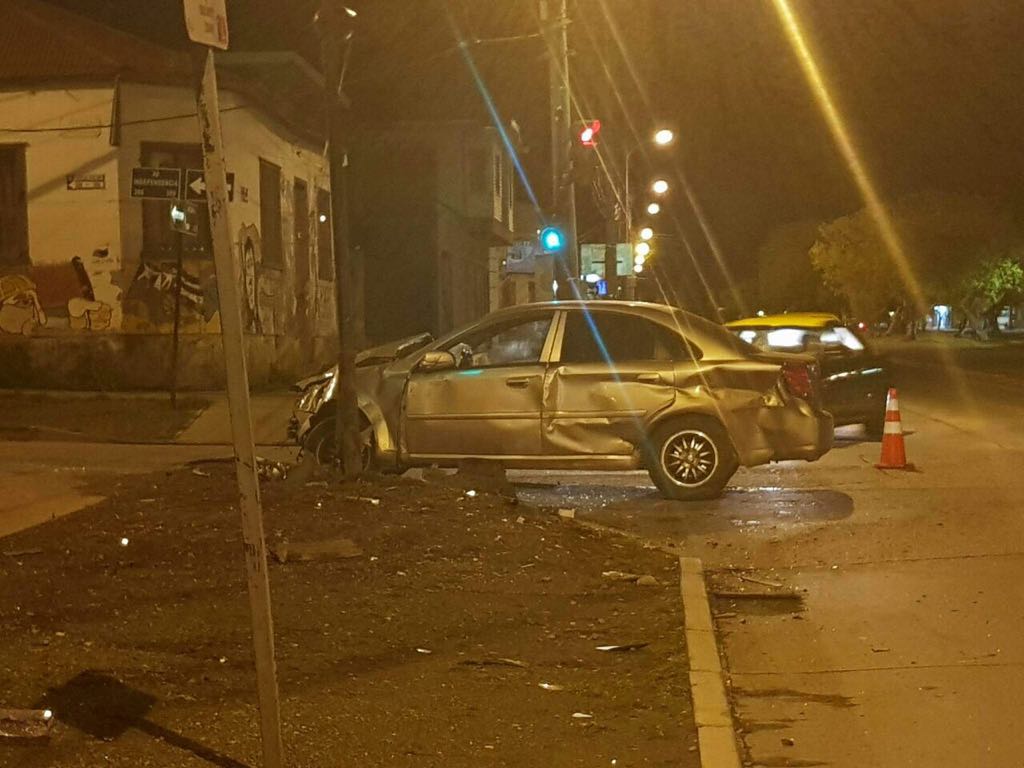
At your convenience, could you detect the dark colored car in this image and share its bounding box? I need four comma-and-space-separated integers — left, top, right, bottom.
725, 313, 890, 436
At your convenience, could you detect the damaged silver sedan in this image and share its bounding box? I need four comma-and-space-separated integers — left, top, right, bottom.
290, 302, 833, 500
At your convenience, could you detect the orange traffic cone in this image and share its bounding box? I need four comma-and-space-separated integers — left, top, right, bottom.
876, 388, 914, 470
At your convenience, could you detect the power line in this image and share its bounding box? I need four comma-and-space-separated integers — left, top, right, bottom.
0, 105, 247, 134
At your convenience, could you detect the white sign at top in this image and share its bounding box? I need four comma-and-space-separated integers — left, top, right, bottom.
183, 0, 229, 49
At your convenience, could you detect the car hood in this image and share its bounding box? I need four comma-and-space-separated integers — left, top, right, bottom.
292, 332, 433, 391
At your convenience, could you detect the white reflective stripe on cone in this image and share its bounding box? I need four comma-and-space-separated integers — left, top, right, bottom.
886, 398, 900, 411
884, 421, 903, 434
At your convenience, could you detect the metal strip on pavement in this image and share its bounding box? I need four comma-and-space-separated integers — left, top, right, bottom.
679, 556, 742, 768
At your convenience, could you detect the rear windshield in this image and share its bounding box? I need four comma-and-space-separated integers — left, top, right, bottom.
671, 310, 756, 357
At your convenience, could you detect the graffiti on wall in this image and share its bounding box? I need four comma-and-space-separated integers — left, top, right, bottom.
238, 223, 263, 334
123, 261, 219, 331
0, 257, 112, 335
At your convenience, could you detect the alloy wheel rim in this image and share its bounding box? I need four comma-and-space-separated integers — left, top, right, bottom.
661, 430, 718, 487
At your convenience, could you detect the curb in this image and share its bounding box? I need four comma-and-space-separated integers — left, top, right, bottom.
679, 556, 742, 768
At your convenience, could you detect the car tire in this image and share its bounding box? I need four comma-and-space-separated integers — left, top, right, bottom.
864, 409, 886, 440
646, 416, 738, 501
303, 417, 376, 472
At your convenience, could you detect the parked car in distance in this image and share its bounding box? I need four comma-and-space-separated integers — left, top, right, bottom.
291, 302, 834, 500
725, 313, 890, 437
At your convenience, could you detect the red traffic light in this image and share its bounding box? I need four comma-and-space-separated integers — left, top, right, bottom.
578, 119, 601, 147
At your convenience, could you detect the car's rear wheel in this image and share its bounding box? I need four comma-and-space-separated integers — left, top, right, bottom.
864, 408, 886, 440
647, 417, 738, 501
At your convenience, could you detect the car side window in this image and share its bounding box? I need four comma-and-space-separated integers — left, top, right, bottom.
560, 312, 697, 364
446, 316, 553, 369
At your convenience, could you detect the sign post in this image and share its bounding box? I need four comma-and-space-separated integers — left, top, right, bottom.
186, 4, 284, 766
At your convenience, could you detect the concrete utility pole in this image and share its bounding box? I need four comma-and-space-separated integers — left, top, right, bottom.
194, 49, 285, 768
539, 0, 579, 295
318, 1, 363, 479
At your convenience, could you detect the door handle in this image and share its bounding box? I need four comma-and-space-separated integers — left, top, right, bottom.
506, 376, 535, 388
637, 373, 663, 384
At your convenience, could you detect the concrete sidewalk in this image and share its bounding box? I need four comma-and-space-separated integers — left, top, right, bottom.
175, 392, 296, 445
0, 389, 296, 447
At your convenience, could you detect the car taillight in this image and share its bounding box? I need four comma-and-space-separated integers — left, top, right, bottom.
781, 361, 816, 401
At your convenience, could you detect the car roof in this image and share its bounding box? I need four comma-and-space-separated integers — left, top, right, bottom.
725, 312, 842, 330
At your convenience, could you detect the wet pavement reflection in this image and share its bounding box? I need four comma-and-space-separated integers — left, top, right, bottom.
515, 478, 854, 538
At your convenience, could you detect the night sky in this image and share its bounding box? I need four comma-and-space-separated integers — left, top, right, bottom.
46, 0, 1024, 307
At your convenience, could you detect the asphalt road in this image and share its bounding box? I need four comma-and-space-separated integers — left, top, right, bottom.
515, 347, 1024, 767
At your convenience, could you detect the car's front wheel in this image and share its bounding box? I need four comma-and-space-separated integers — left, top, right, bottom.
303, 417, 376, 472
647, 417, 738, 501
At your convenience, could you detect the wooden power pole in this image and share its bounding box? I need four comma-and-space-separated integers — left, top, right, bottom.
318, 1, 363, 479
540, 0, 579, 295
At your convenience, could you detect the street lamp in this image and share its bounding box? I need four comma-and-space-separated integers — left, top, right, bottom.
639, 226, 654, 241
624, 128, 675, 238
651, 179, 669, 195
634, 241, 651, 258
646, 202, 661, 216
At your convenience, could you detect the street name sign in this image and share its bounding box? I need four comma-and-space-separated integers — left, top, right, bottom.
183, 0, 229, 49
130, 167, 182, 199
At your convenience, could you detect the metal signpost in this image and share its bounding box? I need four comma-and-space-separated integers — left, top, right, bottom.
167, 201, 199, 408
183, 2, 284, 766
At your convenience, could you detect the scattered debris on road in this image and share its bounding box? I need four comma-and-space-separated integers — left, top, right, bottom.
739, 574, 784, 589
269, 537, 362, 563
256, 457, 289, 481
0, 708, 54, 740
459, 658, 528, 669
596, 643, 649, 653
2, 548, 43, 558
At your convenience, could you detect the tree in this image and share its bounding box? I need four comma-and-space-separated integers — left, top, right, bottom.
809, 191, 1020, 329
955, 249, 1024, 338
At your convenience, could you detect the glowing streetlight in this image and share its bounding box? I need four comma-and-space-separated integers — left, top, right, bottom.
647, 202, 661, 215
625, 130, 676, 234
633, 263, 645, 274
639, 226, 654, 241
634, 253, 647, 266
651, 179, 669, 195
634, 241, 651, 258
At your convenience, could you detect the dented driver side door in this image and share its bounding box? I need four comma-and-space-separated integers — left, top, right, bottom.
402, 312, 557, 459
542, 310, 695, 456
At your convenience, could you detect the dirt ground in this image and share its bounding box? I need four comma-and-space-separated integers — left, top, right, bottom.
0, 394, 208, 443
0, 462, 698, 768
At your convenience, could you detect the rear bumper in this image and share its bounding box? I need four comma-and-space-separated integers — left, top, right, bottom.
732, 402, 833, 466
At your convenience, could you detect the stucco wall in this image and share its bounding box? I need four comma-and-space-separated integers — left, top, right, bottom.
0, 82, 339, 389
0, 86, 123, 338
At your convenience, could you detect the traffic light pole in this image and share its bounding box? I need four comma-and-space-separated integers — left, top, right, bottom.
540, 0, 579, 295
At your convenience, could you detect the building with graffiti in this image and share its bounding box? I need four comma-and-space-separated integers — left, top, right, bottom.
0, 0, 338, 389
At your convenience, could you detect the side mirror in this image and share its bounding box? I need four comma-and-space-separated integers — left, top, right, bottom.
416, 350, 457, 373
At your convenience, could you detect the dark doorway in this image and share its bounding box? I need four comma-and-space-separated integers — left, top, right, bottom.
0, 144, 29, 267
